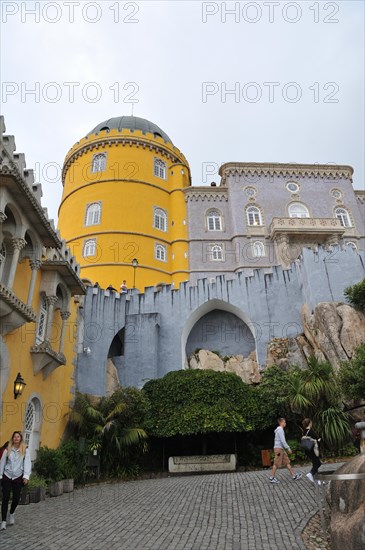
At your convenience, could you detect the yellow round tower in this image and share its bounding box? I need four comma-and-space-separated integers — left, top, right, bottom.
58, 116, 191, 290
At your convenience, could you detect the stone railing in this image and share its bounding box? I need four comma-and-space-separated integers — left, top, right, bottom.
270, 217, 345, 238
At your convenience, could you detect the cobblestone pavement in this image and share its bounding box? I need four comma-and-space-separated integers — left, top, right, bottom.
1, 464, 341, 550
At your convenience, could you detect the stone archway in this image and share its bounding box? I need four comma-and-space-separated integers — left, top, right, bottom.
181, 299, 258, 370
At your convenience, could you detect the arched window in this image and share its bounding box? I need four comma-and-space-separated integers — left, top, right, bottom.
210, 244, 223, 261
154, 158, 166, 179
246, 206, 262, 226
335, 208, 351, 227
155, 244, 167, 262
207, 210, 222, 231
252, 241, 265, 257
346, 241, 357, 251
154, 208, 167, 231
288, 203, 310, 218
83, 239, 96, 257
85, 202, 101, 226
24, 397, 41, 461
0, 242, 6, 280
36, 294, 47, 345
91, 153, 106, 173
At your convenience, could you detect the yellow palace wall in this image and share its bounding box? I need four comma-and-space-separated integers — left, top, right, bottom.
58, 128, 190, 290
1, 259, 77, 449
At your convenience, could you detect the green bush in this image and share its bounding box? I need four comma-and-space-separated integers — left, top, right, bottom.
34, 447, 64, 482
143, 370, 261, 437
338, 344, 365, 402
344, 279, 365, 311
27, 473, 47, 489
59, 439, 87, 482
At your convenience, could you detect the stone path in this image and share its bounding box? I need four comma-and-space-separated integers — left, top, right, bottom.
1, 464, 341, 550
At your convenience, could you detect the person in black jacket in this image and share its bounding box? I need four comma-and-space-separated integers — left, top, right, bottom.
302, 418, 322, 483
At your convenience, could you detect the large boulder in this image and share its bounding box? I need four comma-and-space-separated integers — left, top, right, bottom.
330, 454, 365, 550
189, 350, 261, 384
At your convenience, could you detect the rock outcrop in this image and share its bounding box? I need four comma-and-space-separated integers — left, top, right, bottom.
105, 358, 120, 395
266, 302, 365, 371
189, 349, 261, 384
329, 454, 365, 550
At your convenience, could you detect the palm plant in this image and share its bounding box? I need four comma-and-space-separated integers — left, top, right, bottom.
68, 389, 149, 475
286, 358, 351, 449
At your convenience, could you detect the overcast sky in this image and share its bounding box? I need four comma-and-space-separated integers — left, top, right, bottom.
1, 1, 364, 224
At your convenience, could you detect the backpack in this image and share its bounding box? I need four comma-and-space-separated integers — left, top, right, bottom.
0, 442, 9, 460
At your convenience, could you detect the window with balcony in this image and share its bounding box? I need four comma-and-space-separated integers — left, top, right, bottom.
35, 294, 47, 345
288, 203, 310, 218
335, 208, 351, 228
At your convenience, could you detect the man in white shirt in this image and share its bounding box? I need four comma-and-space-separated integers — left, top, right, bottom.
269, 418, 302, 484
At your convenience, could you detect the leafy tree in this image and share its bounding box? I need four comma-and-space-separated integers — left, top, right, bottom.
344, 279, 365, 311
338, 343, 365, 401
68, 388, 149, 475
143, 370, 261, 437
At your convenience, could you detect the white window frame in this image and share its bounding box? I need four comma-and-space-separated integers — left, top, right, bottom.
286, 182, 300, 193
335, 208, 352, 228
24, 400, 35, 447
155, 243, 167, 262
36, 293, 47, 345
91, 153, 107, 173
288, 203, 310, 218
346, 241, 357, 251
209, 243, 224, 261
246, 206, 262, 226
0, 242, 6, 281
83, 239, 97, 258
207, 210, 222, 231
154, 158, 167, 180
252, 241, 265, 258
85, 202, 102, 226
153, 208, 167, 232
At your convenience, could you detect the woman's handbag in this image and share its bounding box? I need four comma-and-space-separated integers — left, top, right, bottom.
300, 437, 315, 451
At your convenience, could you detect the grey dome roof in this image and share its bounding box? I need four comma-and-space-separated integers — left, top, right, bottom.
88, 116, 172, 144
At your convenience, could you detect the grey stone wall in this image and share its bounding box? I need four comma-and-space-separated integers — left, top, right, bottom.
186, 171, 364, 284
76, 246, 365, 394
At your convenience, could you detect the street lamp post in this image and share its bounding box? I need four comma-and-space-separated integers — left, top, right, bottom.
132, 258, 138, 289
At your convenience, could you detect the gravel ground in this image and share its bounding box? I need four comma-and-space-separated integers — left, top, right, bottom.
302, 509, 332, 550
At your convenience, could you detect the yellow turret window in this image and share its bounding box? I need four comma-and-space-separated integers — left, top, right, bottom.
83, 239, 97, 257
155, 243, 167, 262
92, 153, 107, 173
154, 158, 166, 180
85, 202, 102, 226
153, 208, 167, 231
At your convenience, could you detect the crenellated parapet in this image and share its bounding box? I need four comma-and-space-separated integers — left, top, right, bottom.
77, 245, 365, 393
219, 161, 354, 184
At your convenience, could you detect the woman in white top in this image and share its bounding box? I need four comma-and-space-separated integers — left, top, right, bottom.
0, 431, 31, 530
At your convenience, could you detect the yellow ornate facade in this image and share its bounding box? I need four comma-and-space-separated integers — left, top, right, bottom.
0, 116, 85, 456
58, 116, 191, 290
